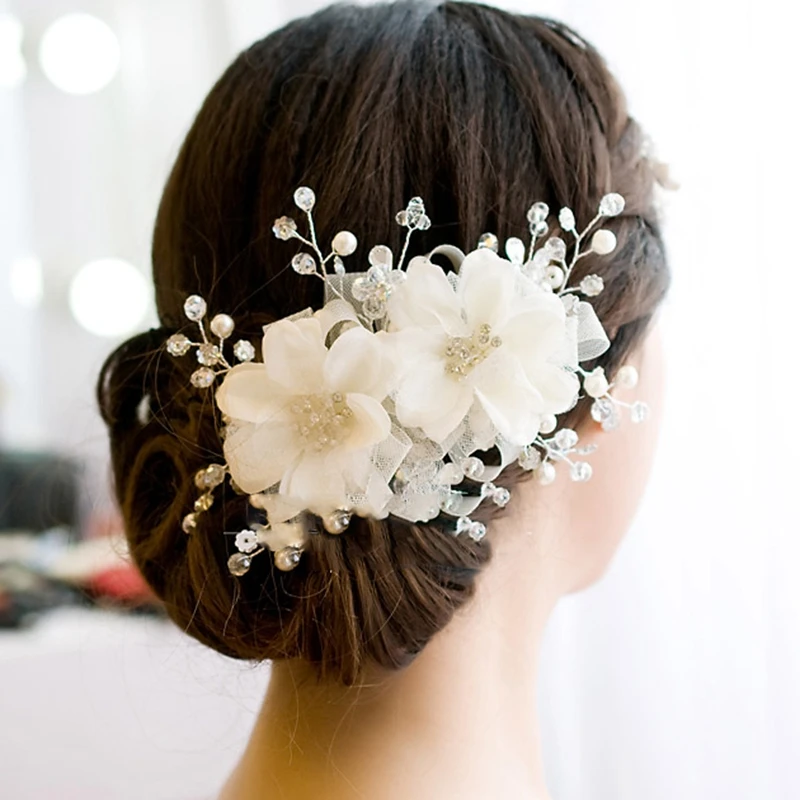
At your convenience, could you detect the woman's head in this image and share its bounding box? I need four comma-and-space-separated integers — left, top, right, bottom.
98, 1, 669, 684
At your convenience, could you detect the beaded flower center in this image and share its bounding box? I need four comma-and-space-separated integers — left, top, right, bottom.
444, 323, 502, 378
290, 392, 354, 451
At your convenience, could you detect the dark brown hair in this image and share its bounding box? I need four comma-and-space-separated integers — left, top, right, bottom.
97, 1, 669, 684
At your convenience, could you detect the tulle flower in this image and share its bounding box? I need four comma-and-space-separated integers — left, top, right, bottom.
216, 310, 394, 517
385, 249, 579, 445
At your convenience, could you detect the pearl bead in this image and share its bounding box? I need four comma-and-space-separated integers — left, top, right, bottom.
616, 365, 639, 389
227, 553, 252, 577
323, 509, 352, 534
591, 229, 617, 255
536, 462, 556, 485
540, 414, 557, 435
210, 313, 235, 339
583, 368, 609, 398
332, 231, 358, 256
545, 265, 564, 289
274, 545, 303, 572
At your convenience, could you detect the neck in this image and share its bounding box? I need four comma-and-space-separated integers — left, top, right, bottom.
222, 501, 566, 800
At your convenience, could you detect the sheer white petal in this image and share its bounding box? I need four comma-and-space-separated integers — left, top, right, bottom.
280, 452, 348, 515
526, 362, 580, 415
499, 295, 568, 364
386, 257, 465, 335
215, 363, 290, 425
261, 317, 326, 394
344, 393, 392, 450
324, 326, 391, 399
458, 250, 518, 329
223, 420, 299, 494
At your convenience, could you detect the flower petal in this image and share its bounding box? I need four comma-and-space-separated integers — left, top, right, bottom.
216, 363, 291, 425
280, 451, 348, 515
457, 249, 518, 329
344, 393, 392, 450
261, 317, 326, 394
499, 293, 568, 365
526, 362, 580, 415
223, 420, 299, 494
386, 257, 465, 335
324, 326, 392, 399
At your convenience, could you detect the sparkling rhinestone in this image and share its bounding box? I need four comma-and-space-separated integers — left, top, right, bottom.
235, 530, 259, 554
367, 245, 392, 268
274, 545, 303, 572
190, 367, 215, 388
540, 414, 557, 435
599, 192, 625, 217
195, 464, 226, 490
323, 509, 352, 534
558, 207, 576, 232
536, 462, 556, 485
616, 365, 639, 389
227, 552, 252, 577
197, 343, 221, 366
362, 295, 387, 320
291, 252, 317, 275
233, 339, 256, 362
591, 398, 620, 431
505, 237, 526, 265
545, 265, 564, 289
181, 513, 197, 534
438, 463, 465, 485
183, 295, 207, 322
332, 230, 358, 256
293, 186, 316, 211
527, 202, 549, 224
478, 232, 499, 252
166, 333, 192, 357
553, 428, 579, 451
591, 229, 617, 255
544, 237, 567, 260
631, 401, 650, 424
570, 461, 593, 482
467, 521, 487, 542
210, 313, 235, 339
580, 274, 604, 297
333, 256, 346, 276
519, 445, 542, 471
194, 493, 214, 512
461, 456, 485, 480
272, 216, 297, 240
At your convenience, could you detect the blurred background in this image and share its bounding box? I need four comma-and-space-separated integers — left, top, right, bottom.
0, 0, 797, 798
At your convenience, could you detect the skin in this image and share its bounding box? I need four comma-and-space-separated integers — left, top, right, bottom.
219, 329, 665, 800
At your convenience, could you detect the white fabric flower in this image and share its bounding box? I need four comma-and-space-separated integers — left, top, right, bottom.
234, 530, 259, 554
216, 309, 394, 518
385, 249, 579, 446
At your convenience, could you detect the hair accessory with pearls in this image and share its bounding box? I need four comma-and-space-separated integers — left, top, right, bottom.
166, 188, 646, 576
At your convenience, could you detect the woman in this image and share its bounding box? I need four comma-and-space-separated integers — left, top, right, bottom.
98, 3, 669, 798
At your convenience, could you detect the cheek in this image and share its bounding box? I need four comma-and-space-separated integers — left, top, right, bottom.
564, 330, 666, 592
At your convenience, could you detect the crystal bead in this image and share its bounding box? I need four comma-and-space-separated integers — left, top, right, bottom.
481, 482, 510, 507
558, 207, 576, 232
527, 202, 549, 224
235, 530, 259, 554
591, 398, 620, 431
227, 552, 252, 577
591, 229, 617, 255
519, 444, 542, 470
536, 462, 556, 485
233, 339, 255, 362
532, 248, 551, 268
441, 492, 462, 514
468, 521, 487, 542
395, 210, 408, 226
272, 216, 297, 240
532, 220, 549, 237
183, 295, 207, 322
416, 214, 431, 231
197, 343, 221, 366
323, 509, 352, 534
461, 456, 485, 479
293, 186, 316, 211
210, 313, 234, 339
362, 295, 387, 320
166, 333, 191, 357
553, 428, 579, 451
333, 256, 346, 276
274, 545, 303, 572
583, 367, 609, 398
190, 367, 215, 388
291, 252, 317, 275
580, 274, 604, 297
561, 294, 579, 315
505, 237, 526, 265
438, 462, 465, 485
545, 266, 564, 289
181, 513, 197, 534
540, 414, 557, 435
616, 365, 639, 389
630, 401, 650, 424
544, 237, 567, 260
194, 493, 214, 512
195, 464, 226, 490
332, 231, 358, 256
369, 245, 393, 268
570, 461, 593, 482
455, 516, 471, 536
599, 192, 625, 217
478, 233, 499, 252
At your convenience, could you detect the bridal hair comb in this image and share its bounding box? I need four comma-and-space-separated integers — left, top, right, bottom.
166, 188, 647, 576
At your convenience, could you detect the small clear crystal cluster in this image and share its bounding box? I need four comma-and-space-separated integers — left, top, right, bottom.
166, 187, 648, 577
